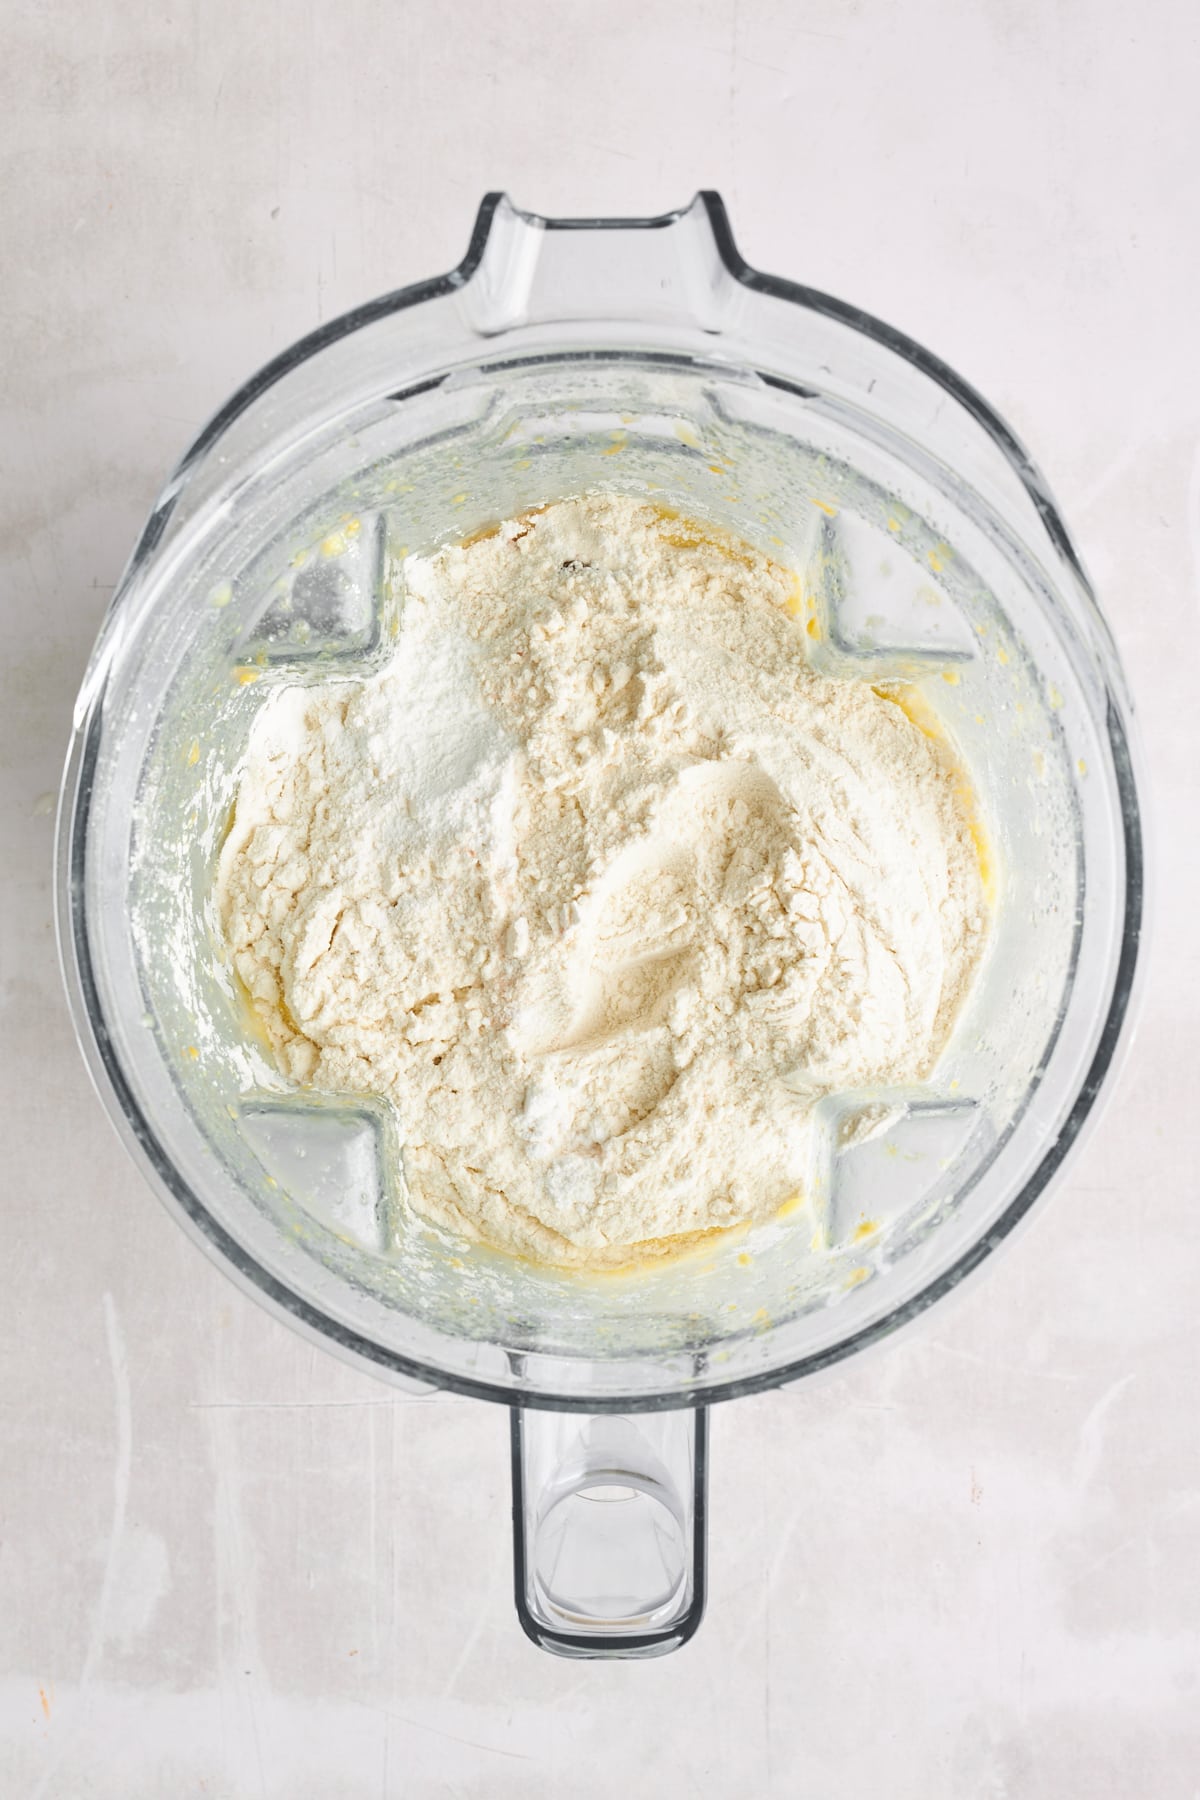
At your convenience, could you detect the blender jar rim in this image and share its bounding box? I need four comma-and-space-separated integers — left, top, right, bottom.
55, 191, 1146, 1410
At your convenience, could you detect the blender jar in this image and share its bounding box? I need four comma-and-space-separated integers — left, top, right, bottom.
56, 194, 1143, 1657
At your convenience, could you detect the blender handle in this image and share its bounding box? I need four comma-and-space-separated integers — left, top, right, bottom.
509, 1405, 707, 1658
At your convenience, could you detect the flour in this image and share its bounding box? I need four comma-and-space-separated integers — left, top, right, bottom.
217, 496, 988, 1267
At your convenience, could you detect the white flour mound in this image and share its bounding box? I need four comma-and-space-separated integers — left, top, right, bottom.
218, 496, 988, 1267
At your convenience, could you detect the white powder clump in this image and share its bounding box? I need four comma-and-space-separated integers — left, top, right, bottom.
217, 496, 988, 1267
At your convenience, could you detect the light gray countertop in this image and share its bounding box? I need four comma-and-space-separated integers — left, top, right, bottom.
3, 2, 1198, 1794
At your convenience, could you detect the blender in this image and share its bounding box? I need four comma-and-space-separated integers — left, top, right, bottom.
56, 194, 1144, 1657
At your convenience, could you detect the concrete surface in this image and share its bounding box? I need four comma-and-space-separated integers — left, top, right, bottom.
2, 1, 1198, 1794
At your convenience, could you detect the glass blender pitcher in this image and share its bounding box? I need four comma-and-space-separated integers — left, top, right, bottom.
56, 195, 1144, 1657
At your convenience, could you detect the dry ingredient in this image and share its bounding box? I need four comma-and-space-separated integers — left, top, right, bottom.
217, 496, 988, 1267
